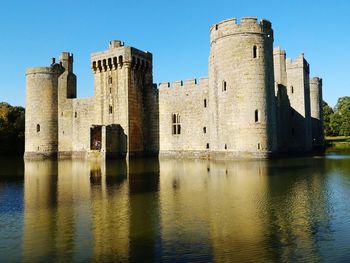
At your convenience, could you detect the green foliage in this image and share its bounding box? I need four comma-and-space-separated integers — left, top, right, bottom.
324, 97, 350, 137
323, 101, 333, 136
330, 112, 341, 135
0, 102, 25, 155
336, 96, 350, 136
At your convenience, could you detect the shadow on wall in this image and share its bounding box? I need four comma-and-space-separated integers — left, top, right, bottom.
105, 124, 128, 159
276, 84, 313, 153
143, 84, 160, 157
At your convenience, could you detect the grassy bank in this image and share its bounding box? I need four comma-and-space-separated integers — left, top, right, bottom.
325, 136, 350, 148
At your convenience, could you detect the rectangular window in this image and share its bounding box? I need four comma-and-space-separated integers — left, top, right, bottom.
222, 81, 227, 91
204, 99, 207, 108
108, 77, 113, 84
172, 113, 181, 135
253, 45, 258, 59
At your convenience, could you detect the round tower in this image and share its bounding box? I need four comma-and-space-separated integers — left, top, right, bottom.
309, 77, 324, 147
24, 63, 63, 159
208, 17, 277, 158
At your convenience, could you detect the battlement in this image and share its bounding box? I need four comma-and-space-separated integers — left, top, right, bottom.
91, 42, 152, 73
158, 77, 208, 91
210, 17, 273, 44
109, 40, 124, 49
286, 53, 310, 72
310, 77, 322, 83
59, 52, 73, 72
310, 77, 322, 90
273, 47, 286, 56
26, 63, 63, 75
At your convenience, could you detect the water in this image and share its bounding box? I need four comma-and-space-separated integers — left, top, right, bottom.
1, 150, 350, 262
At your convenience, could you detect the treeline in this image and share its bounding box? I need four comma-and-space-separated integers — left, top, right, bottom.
323, 96, 350, 137
0, 102, 25, 155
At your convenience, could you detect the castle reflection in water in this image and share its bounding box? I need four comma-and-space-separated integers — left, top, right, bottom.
22, 157, 332, 262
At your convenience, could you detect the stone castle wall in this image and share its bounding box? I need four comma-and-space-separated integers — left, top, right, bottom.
208, 17, 277, 158
25, 65, 63, 159
159, 78, 209, 158
274, 48, 316, 153
310, 77, 324, 147
91, 41, 155, 157
24, 17, 324, 160
286, 55, 312, 151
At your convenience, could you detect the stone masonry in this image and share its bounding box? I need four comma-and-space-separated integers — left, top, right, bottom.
24, 17, 324, 160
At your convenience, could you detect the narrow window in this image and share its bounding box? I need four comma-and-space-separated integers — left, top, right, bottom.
255, 110, 259, 123
109, 105, 113, 114
291, 86, 294, 94
203, 127, 206, 134
206, 143, 210, 149
253, 45, 258, 59
36, 124, 40, 132
177, 125, 181, 134
215, 24, 218, 30
224, 144, 227, 150
109, 87, 112, 94
108, 76, 112, 84
75, 112, 77, 118
172, 113, 181, 135
257, 143, 260, 150
222, 81, 227, 91
204, 99, 207, 108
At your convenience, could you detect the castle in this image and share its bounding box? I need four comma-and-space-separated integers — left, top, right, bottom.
24, 17, 324, 160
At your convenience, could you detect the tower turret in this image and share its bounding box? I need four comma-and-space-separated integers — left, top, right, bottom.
25, 61, 64, 159
310, 77, 324, 148
286, 54, 312, 151
90, 40, 156, 157
208, 17, 278, 158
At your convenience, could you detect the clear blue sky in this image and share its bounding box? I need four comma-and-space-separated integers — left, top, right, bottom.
0, 0, 348, 107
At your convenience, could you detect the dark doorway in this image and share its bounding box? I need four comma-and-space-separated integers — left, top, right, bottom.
90, 126, 102, 150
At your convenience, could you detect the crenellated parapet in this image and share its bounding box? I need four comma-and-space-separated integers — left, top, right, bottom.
158, 78, 209, 93
273, 46, 286, 56
210, 17, 273, 45
91, 40, 152, 73
286, 53, 310, 73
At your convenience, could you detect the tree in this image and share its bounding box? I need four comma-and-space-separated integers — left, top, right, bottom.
0, 102, 25, 155
330, 112, 341, 136
323, 101, 334, 136
334, 96, 350, 136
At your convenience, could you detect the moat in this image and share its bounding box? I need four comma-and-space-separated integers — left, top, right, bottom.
1, 149, 350, 262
